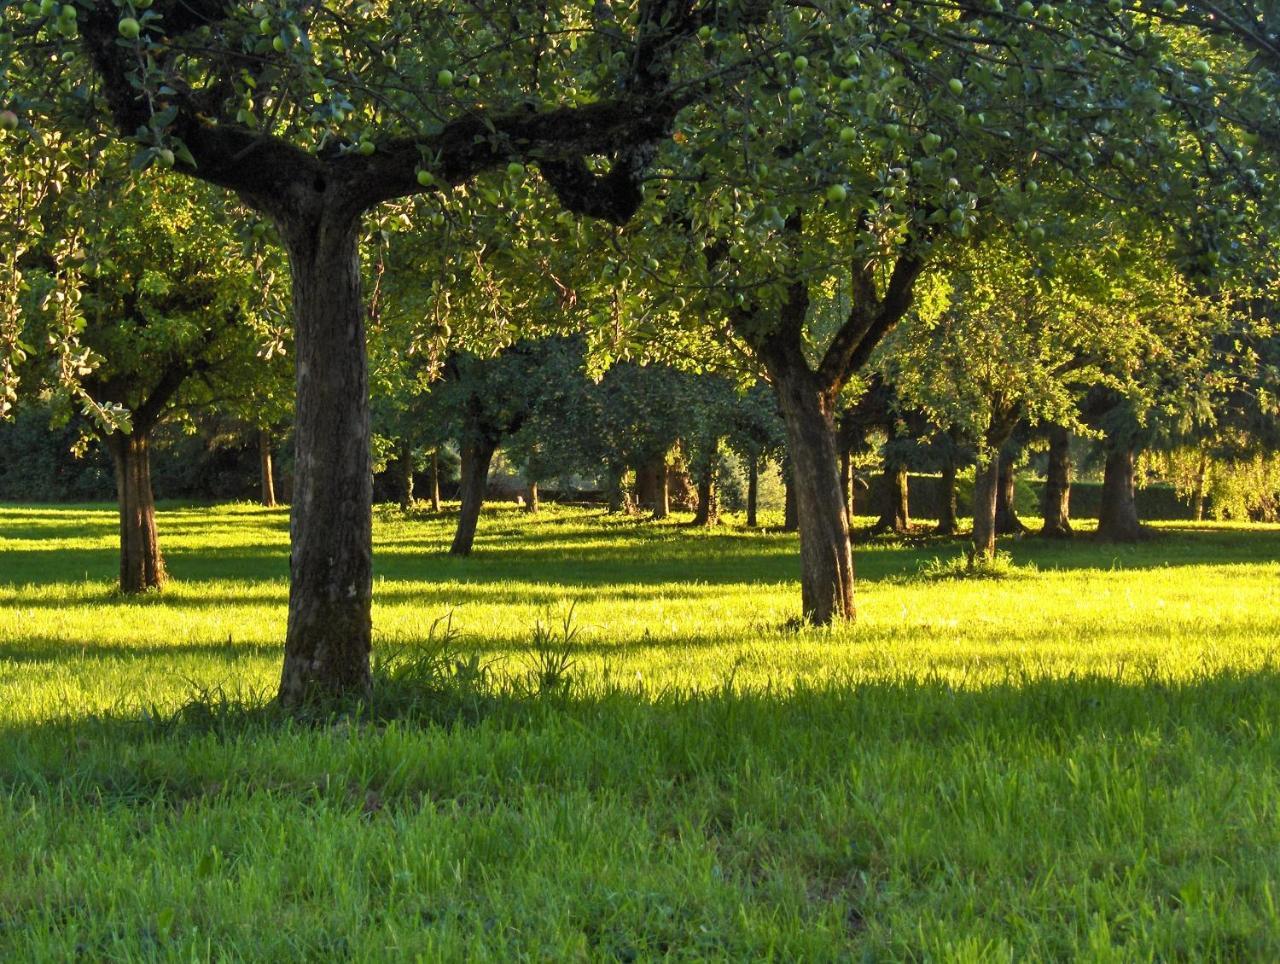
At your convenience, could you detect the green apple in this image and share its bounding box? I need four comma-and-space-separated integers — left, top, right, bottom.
357, 139, 375, 155
948, 78, 964, 95
839, 126, 856, 143
468, 73, 481, 89
825, 183, 848, 203
117, 16, 140, 39
697, 24, 712, 40
788, 86, 805, 104
792, 55, 809, 70
506, 161, 525, 177
1017, 0, 1034, 14
156, 148, 175, 167
416, 169, 434, 187
436, 69, 454, 88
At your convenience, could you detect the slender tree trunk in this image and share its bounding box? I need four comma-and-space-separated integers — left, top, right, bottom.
840, 450, 851, 518
397, 438, 415, 512
994, 453, 1028, 535
1040, 426, 1073, 538
450, 438, 497, 556
259, 429, 277, 508
771, 368, 854, 624
746, 457, 759, 528
654, 458, 670, 519
691, 442, 719, 526
935, 458, 958, 536
1097, 446, 1148, 542
874, 461, 911, 534
971, 454, 1001, 563
430, 449, 442, 512
1192, 451, 1208, 522
106, 429, 166, 594
277, 212, 373, 706
525, 480, 539, 513
782, 466, 799, 532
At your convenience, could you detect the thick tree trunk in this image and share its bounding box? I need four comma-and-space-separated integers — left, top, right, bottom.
994, 453, 1028, 535
746, 457, 759, 528
259, 429, 277, 508
525, 480, 539, 513
935, 458, 958, 536
1040, 426, 1073, 538
1096, 446, 1148, 542
782, 467, 799, 532
971, 455, 1001, 563
604, 465, 634, 514
450, 438, 497, 556
654, 460, 670, 519
277, 213, 373, 707
636, 455, 669, 518
691, 444, 719, 526
874, 461, 911, 534
772, 370, 854, 623
106, 430, 166, 594
430, 449, 442, 512
397, 438, 415, 511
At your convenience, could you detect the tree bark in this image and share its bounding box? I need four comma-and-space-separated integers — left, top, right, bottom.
636, 455, 669, 518
525, 480, 539, 513
746, 457, 759, 528
771, 368, 854, 623
874, 460, 911, 534
430, 449, 442, 512
1040, 426, 1073, 538
1096, 446, 1148, 542
994, 453, 1029, 536
691, 442, 719, 526
277, 212, 373, 707
259, 429, 277, 508
971, 454, 1001, 563
840, 450, 852, 518
450, 438, 497, 556
397, 438, 415, 511
935, 457, 959, 536
106, 429, 166, 594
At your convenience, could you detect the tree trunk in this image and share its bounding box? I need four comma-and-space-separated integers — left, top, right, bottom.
636, 455, 669, 518
971, 454, 1001, 563
691, 443, 719, 526
106, 429, 166, 594
994, 453, 1028, 535
935, 458, 958, 536
430, 449, 442, 512
397, 438, 415, 511
450, 438, 497, 556
259, 429, 277, 508
1040, 426, 1073, 538
1097, 446, 1148, 542
277, 212, 373, 707
525, 480, 539, 513
746, 457, 759, 528
654, 459, 670, 519
771, 369, 854, 623
782, 466, 799, 532
605, 465, 634, 514
1192, 451, 1208, 522
840, 450, 852, 518
874, 461, 910, 534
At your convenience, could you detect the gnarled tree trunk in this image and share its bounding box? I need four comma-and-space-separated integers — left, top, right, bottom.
771, 367, 854, 624
1040, 426, 1073, 538
935, 457, 959, 536
106, 430, 166, 594
1097, 446, 1148, 542
994, 453, 1028, 536
450, 438, 497, 556
277, 212, 373, 706
259, 429, 277, 508
746, 457, 759, 528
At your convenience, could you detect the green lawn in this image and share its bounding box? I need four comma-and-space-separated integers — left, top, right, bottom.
1, 503, 1278, 960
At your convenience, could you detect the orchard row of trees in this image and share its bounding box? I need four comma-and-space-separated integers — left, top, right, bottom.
2, 0, 1278, 705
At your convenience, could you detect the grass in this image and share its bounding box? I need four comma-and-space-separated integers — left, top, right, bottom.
1, 502, 1278, 960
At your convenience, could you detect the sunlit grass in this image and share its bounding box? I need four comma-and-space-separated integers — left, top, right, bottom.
1, 503, 1278, 958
